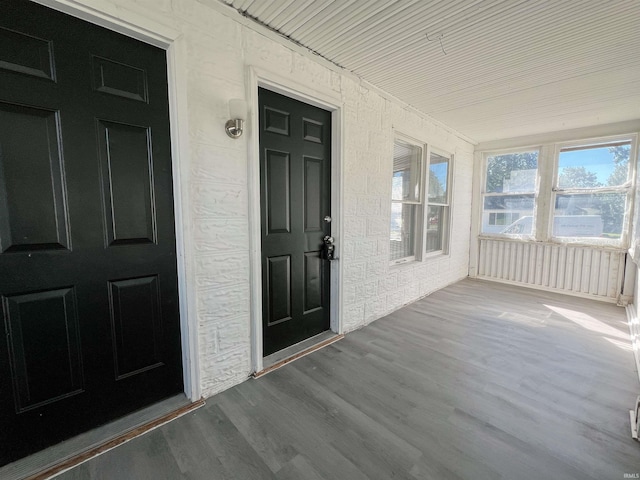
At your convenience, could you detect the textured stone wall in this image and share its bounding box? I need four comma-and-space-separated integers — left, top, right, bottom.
54, 0, 474, 398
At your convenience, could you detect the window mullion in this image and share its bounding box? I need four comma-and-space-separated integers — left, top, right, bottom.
535, 144, 555, 241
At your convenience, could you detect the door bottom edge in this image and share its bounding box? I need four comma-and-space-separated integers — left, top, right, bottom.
254, 331, 344, 379
4, 396, 205, 480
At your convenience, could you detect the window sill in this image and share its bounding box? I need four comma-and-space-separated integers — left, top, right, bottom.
477, 234, 626, 251
424, 250, 449, 260
389, 258, 418, 269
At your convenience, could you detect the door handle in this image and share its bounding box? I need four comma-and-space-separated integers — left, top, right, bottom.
322, 235, 337, 261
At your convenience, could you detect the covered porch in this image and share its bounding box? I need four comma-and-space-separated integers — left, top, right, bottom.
56, 279, 639, 479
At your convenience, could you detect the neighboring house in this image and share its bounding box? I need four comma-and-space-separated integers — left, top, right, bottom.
0, 0, 639, 471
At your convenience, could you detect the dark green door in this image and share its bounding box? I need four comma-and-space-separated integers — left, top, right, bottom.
259, 88, 332, 356
0, 0, 183, 465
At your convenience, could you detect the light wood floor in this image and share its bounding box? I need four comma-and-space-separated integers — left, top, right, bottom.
57, 279, 640, 479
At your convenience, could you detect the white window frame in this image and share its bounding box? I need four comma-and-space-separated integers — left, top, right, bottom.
424, 146, 453, 256
390, 135, 425, 265
480, 148, 541, 239
550, 135, 637, 247
477, 134, 638, 248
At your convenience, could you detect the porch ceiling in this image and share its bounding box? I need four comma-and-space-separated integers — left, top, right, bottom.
218, 0, 640, 143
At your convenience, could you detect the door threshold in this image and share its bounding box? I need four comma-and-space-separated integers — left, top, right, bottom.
0, 394, 205, 480
254, 331, 344, 378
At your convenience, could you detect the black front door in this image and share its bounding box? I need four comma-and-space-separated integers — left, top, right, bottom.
259, 88, 332, 356
0, 0, 183, 465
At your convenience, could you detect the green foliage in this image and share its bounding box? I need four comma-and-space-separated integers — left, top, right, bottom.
486, 152, 537, 193
558, 166, 601, 188
428, 171, 446, 202
606, 145, 630, 186
599, 145, 631, 233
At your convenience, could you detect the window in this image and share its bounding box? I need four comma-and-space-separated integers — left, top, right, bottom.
426, 149, 452, 254
481, 150, 538, 235
390, 139, 422, 263
489, 212, 520, 226
479, 135, 637, 246
553, 140, 632, 241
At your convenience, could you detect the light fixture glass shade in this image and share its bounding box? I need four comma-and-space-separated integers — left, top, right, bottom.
228, 98, 247, 121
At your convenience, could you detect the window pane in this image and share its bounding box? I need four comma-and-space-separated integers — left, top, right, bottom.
558, 142, 631, 189
488, 212, 520, 226
482, 195, 534, 234
428, 152, 449, 204
426, 205, 446, 253
553, 192, 626, 238
392, 140, 421, 202
390, 203, 416, 260
485, 151, 538, 193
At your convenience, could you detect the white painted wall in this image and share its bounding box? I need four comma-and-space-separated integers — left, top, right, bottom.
43, 0, 474, 399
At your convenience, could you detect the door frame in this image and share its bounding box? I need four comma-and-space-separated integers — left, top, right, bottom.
30, 0, 201, 401
247, 67, 344, 373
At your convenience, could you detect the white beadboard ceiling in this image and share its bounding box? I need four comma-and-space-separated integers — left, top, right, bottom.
218, 0, 640, 143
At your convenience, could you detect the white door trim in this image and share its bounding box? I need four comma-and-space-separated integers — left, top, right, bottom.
32, 0, 201, 401
247, 66, 344, 373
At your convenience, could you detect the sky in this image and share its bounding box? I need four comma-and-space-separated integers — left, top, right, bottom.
558, 147, 618, 183
430, 163, 448, 187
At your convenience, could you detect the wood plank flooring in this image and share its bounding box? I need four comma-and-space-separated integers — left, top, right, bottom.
56, 279, 640, 479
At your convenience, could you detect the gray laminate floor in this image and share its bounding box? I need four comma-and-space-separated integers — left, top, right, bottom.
56, 279, 640, 479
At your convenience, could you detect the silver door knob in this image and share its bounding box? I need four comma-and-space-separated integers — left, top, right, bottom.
324, 216, 332, 223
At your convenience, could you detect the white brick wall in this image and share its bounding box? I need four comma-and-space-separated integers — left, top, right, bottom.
339, 74, 475, 333
54, 0, 475, 399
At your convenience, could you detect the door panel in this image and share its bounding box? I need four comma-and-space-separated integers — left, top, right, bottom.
259, 88, 332, 355
0, 103, 69, 252
265, 150, 291, 234
303, 252, 323, 312
96, 120, 157, 245
108, 275, 163, 380
0, 27, 55, 80
3, 288, 83, 412
0, 0, 182, 465
92, 56, 148, 102
266, 255, 293, 325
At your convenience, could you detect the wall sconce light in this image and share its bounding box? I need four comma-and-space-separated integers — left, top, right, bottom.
225, 98, 247, 138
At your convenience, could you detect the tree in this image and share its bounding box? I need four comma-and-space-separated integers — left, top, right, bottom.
599, 145, 631, 235
428, 170, 446, 202
486, 152, 538, 193
558, 166, 601, 188
606, 145, 630, 187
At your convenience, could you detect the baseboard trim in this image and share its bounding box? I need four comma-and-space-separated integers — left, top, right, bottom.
625, 304, 640, 383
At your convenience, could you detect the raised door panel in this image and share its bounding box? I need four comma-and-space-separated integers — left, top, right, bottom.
302, 118, 323, 144
264, 106, 289, 136
0, 102, 69, 252
92, 56, 148, 102
2, 288, 83, 413
303, 252, 322, 313
304, 157, 323, 233
97, 120, 156, 246
265, 150, 291, 235
266, 255, 292, 325
0, 27, 54, 80
108, 276, 163, 380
